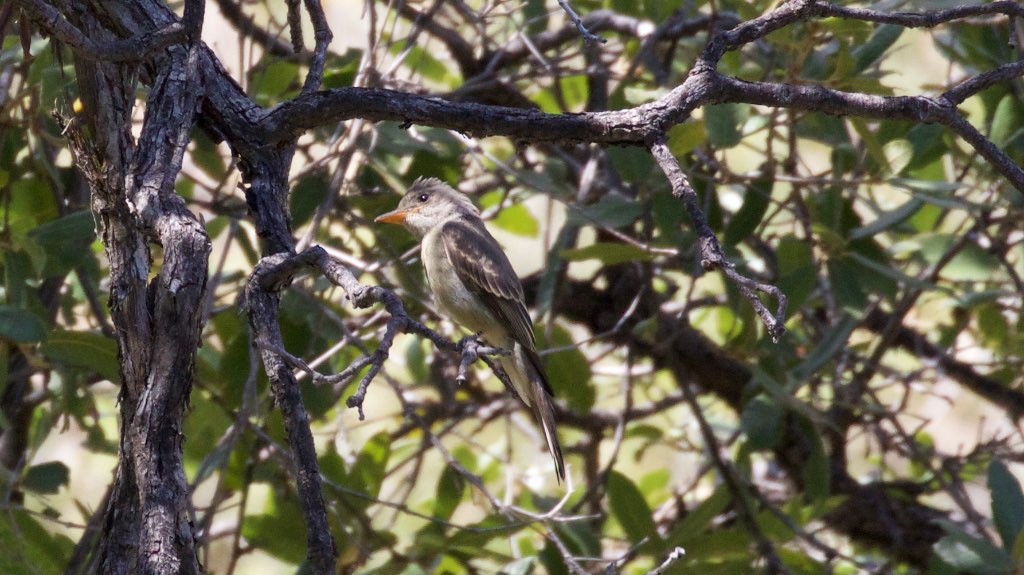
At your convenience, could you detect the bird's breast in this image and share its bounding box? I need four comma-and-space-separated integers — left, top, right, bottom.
422, 231, 496, 334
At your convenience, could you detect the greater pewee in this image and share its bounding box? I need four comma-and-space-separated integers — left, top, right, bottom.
375, 178, 565, 481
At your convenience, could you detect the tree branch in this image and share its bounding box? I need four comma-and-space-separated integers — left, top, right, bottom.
245, 253, 337, 574
649, 135, 788, 340
250, 246, 516, 419
17, 0, 186, 62
557, 0, 607, 44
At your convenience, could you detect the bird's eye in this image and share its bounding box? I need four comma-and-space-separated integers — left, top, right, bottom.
418, 193, 429, 202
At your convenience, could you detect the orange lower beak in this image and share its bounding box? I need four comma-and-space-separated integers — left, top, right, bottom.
375, 209, 409, 224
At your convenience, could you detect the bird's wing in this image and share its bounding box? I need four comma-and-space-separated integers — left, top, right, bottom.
440, 219, 554, 396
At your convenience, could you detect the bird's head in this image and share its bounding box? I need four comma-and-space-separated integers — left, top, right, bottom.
375, 177, 479, 238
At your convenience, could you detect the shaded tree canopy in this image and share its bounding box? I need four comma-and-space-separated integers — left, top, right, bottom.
2, 0, 1024, 574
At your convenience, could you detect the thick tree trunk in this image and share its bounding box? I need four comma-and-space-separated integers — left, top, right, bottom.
59, 4, 209, 574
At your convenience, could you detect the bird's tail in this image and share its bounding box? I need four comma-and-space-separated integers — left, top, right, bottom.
503, 345, 566, 482
533, 389, 565, 482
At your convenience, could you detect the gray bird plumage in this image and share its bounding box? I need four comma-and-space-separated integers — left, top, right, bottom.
376, 178, 565, 481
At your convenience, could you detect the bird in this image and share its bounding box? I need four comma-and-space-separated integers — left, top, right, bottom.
375, 177, 565, 481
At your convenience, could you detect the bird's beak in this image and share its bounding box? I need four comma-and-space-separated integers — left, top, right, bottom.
375, 208, 409, 224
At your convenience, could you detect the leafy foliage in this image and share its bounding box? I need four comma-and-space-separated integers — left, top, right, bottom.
2, 1, 1024, 574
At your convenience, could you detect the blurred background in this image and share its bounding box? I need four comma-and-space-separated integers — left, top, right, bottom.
2, 0, 1023, 573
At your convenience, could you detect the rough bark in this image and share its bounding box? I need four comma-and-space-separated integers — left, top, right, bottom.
57, 2, 209, 573
13, 0, 1023, 570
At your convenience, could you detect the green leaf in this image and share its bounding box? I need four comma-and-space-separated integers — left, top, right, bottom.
560, 242, 653, 265
883, 138, 913, 175
797, 113, 851, 147
991, 94, 1024, 148
791, 315, 856, 383
401, 45, 461, 87
933, 520, 1015, 575
569, 194, 644, 229
852, 24, 903, 73
723, 178, 772, 246
539, 539, 569, 575
406, 338, 429, 382
290, 171, 330, 228
535, 224, 576, 314
666, 484, 731, 545
537, 324, 593, 412
776, 237, 816, 312
321, 48, 362, 89
433, 466, 465, 522
552, 520, 602, 558
523, 0, 549, 34
0, 306, 48, 343
989, 459, 1024, 550
184, 395, 233, 475
22, 461, 70, 494
492, 203, 539, 237
918, 234, 1001, 281
608, 471, 659, 545
904, 124, 948, 172
797, 418, 829, 505
41, 329, 119, 381
352, 431, 391, 497
827, 257, 867, 311
849, 119, 888, 173
651, 188, 688, 248
252, 60, 299, 103
977, 303, 1010, 349
300, 373, 337, 420
243, 490, 308, 564
606, 147, 655, 182
667, 121, 706, 156
27, 210, 95, 276
704, 104, 743, 148
9, 178, 58, 238
190, 130, 226, 181
740, 396, 784, 450
849, 198, 922, 240
0, 510, 74, 574
557, 74, 589, 112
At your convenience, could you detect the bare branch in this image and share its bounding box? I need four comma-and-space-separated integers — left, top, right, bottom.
212, 0, 295, 57
299, 0, 332, 94
647, 547, 687, 575
713, 76, 1024, 192
18, 0, 186, 62
557, 0, 607, 45
285, 0, 303, 53
680, 380, 790, 573
945, 60, 1024, 105
246, 253, 338, 572
250, 246, 520, 420
649, 136, 787, 341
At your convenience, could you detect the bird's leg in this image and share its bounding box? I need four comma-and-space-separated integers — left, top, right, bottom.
455, 333, 513, 391
455, 334, 483, 385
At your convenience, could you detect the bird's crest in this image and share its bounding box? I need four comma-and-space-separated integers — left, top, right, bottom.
408, 177, 479, 216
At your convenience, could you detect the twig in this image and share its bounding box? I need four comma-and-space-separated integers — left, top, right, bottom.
455, 335, 511, 385
646, 547, 686, 575
649, 135, 787, 341
213, 0, 296, 57
285, 0, 304, 52
299, 0, 333, 94
557, 1, 608, 44
251, 246, 519, 419
680, 382, 790, 574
